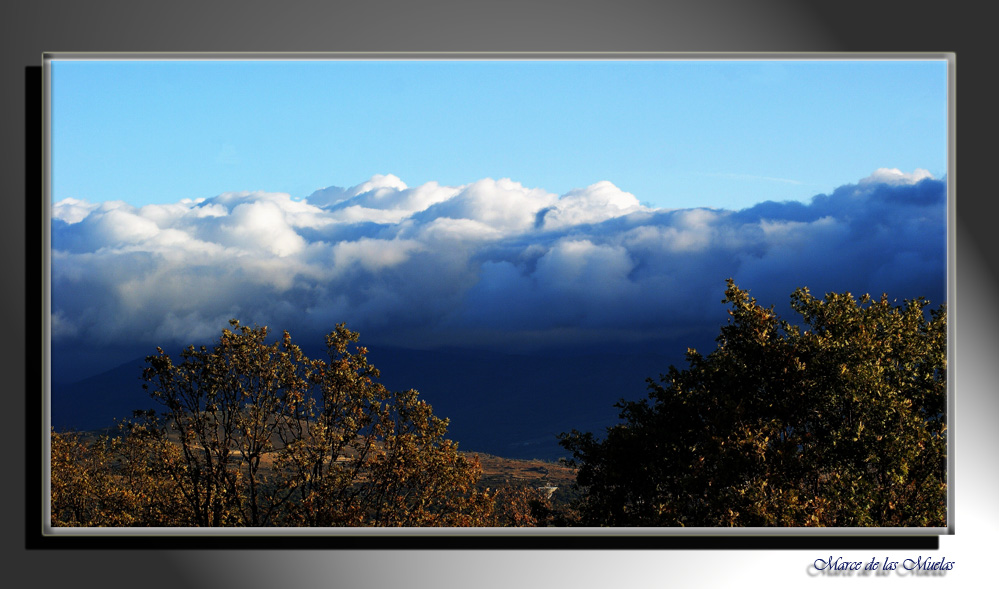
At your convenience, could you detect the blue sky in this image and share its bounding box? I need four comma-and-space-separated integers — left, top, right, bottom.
50, 59, 948, 210
48, 57, 949, 386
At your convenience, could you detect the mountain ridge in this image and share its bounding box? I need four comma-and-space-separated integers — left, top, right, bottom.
49, 344, 684, 461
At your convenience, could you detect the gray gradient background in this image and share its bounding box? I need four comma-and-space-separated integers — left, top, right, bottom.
3, 1, 992, 587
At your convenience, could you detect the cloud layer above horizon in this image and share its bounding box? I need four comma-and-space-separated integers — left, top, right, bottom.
51, 169, 947, 356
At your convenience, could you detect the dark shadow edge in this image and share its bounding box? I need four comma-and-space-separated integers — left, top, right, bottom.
25, 64, 44, 551
29, 534, 938, 551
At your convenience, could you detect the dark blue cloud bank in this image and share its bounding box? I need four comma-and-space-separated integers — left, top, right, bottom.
50, 168, 946, 380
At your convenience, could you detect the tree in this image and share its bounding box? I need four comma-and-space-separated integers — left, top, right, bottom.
559, 280, 946, 527
137, 321, 492, 527
486, 485, 556, 527
50, 420, 189, 526
272, 325, 492, 526
140, 322, 307, 526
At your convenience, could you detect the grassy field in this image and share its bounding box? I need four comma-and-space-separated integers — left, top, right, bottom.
59, 424, 579, 505
474, 452, 576, 490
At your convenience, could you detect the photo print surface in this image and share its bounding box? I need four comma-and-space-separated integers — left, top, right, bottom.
45, 56, 950, 532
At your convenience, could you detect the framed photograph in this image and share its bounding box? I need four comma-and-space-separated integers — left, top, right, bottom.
39, 53, 952, 548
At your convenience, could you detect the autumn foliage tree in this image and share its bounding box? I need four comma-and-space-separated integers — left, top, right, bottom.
53, 321, 495, 527
50, 420, 189, 526
269, 325, 491, 526
559, 280, 946, 527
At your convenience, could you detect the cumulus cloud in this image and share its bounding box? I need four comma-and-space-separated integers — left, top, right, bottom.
222, 200, 308, 257
413, 178, 558, 233
331, 237, 423, 272
539, 181, 648, 230
50, 170, 947, 364
52, 197, 100, 224
859, 167, 934, 185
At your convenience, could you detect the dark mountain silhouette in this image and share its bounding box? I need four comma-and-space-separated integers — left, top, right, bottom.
50, 355, 155, 434
368, 347, 677, 460
49, 345, 685, 461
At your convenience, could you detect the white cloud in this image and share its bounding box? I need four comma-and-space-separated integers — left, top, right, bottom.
50, 171, 947, 357
859, 168, 934, 185
535, 239, 634, 293
50, 310, 79, 339
95, 208, 162, 245
414, 217, 505, 243
52, 197, 99, 224
331, 238, 423, 273
223, 200, 306, 257
417, 178, 558, 233
312, 176, 462, 225
327, 204, 413, 225
541, 181, 647, 230
346, 173, 409, 197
